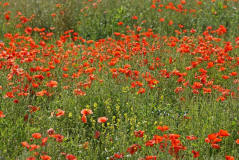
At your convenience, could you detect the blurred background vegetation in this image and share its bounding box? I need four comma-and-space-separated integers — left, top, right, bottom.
0, 0, 238, 40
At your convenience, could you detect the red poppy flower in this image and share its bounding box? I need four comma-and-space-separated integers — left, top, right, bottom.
5, 92, 14, 98
94, 131, 100, 139
127, 144, 141, 155
159, 18, 165, 22
0, 111, 5, 118
25, 27, 33, 35
203, 88, 212, 94
81, 109, 93, 115
145, 140, 155, 147
192, 150, 199, 158
32, 133, 42, 139
56, 109, 65, 117
40, 155, 51, 160
5, 13, 10, 21
114, 153, 124, 159
235, 139, 239, 144
225, 156, 234, 160
157, 125, 169, 132
98, 117, 108, 123
218, 129, 230, 137
28, 105, 40, 113
73, 89, 86, 96
21, 141, 30, 148
50, 134, 64, 142
134, 130, 144, 138
46, 80, 58, 88
207, 62, 214, 68
222, 75, 229, 80
168, 20, 173, 26
145, 155, 157, 160
81, 114, 87, 123
137, 88, 146, 94
66, 154, 77, 160
132, 16, 138, 20
118, 22, 123, 26
114, 32, 121, 36
208, 133, 218, 141
3, 2, 9, 6
36, 90, 47, 96
29, 144, 40, 151
169, 134, 180, 139
41, 137, 48, 146
186, 135, 198, 141
47, 128, 55, 135
192, 82, 203, 89
211, 143, 220, 149
230, 72, 237, 76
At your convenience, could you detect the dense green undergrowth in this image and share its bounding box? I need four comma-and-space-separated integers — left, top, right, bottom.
0, 0, 239, 159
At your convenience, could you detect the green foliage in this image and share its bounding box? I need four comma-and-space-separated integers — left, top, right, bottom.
0, 0, 239, 159
0, 0, 238, 40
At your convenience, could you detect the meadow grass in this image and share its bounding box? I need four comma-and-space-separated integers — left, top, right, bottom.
0, 0, 239, 159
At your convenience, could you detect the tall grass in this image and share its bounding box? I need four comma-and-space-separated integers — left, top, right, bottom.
0, 0, 239, 159
0, 0, 238, 39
